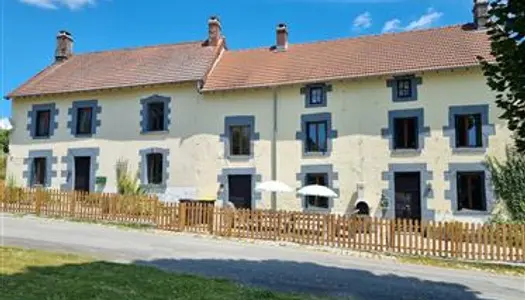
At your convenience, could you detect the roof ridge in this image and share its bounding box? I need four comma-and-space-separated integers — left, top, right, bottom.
228, 23, 473, 53
73, 40, 206, 57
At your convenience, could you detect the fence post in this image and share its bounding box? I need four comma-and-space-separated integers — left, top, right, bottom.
208, 205, 214, 234
178, 203, 187, 231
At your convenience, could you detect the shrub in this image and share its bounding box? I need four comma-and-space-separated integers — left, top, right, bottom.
486, 147, 525, 223
116, 159, 144, 196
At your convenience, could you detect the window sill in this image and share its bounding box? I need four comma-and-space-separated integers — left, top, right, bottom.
391, 149, 421, 156
33, 135, 51, 140
227, 155, 252, 161
452, 147, 486, 154
453, 209, 489, 216
141, 130, 169, 135
304, 207, 331, 214
73, 133, 94, 138
393, 97, 417, 102
303, 151, 330, 158
141, 184, 167, 194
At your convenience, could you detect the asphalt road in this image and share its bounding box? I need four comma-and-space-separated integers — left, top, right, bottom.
1, 214, 524, 300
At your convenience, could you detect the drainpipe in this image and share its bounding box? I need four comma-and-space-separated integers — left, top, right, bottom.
271, 87, 278, 210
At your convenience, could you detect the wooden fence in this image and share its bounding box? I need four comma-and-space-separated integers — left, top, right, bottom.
1, 186, 524, 263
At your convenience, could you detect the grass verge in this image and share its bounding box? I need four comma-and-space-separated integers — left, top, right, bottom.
397, 255, 525, 276
0, 247, 326, 300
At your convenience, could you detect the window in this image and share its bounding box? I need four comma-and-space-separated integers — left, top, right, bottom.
455, 114, 482, 148
457, 172, 486, 211
309, 87, 324, 105
32, 157, 47, 186
147, 102, 165, 132
305, 173, 329, 209
76, 107, 93, 135
396, 79, 412, 99
146, 153, 163, 185
230, 125, 250, 156
35, 110, 51, 137
306, 121, 327, 153
393, 117, 418, 149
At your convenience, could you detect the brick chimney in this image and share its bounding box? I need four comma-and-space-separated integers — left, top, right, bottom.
473, 0, 489, 29
276, 23, 288, 51
55, 30, 73, 62
208, 16, 222, 47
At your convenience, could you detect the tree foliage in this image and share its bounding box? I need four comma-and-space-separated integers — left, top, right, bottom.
478, 0, 525, 153
0, 130, 9, 154
486, 147, 525, 222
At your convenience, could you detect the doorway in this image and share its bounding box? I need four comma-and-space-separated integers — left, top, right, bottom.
394, 172, 421, 220
227, 175, 252, 209
74, 156, 91, 192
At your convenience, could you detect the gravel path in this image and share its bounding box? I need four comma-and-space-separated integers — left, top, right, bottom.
1, 214, 524, 300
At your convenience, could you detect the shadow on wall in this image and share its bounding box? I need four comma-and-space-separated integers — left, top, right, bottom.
1, 257, 488, 300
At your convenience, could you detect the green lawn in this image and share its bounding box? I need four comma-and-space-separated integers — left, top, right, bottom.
0, 247, 325, 300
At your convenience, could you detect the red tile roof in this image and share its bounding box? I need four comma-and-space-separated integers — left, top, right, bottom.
8, 25, 493, 98
202, 25, 493, 91
8, 41, 221, 98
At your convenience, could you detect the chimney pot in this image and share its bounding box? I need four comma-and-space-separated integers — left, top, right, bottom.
208, 16, 222, 47
55, 30, 73, 62
276, 23, 288, 51
473, 0, 489, 29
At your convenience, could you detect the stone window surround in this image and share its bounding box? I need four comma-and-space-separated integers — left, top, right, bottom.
380, 108, 430, 153
139, 147, 170, 193
386, 75, 422, 102
300, 83, 333, 108
444, 162, 493, 216
381, 163, 435, 220
442, 104, 495, 153
27, 103, 59, 139
295, 112, 338, 157
296, 164, 339, 212
220, 115, 260, 160
23, 150, 58, 188
68, 99, 102, 137
140, 94, 171, 134
217, 167, 262, 209
60, 148, 100, 192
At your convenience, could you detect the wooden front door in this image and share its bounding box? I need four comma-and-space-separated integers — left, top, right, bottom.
74, 156, 91, 192
394, 172, 421, 220
227, 175, 252, 209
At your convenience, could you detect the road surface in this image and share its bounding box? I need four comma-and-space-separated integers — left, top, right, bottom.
1, 214, 524, 300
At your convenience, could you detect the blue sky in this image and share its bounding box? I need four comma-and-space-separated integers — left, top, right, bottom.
1, 0, 476, 117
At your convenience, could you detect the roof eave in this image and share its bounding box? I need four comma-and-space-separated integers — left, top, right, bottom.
5, 79, 202, 100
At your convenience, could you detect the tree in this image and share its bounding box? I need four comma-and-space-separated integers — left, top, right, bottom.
0, 129, 9, 154
478, 0, 525, 153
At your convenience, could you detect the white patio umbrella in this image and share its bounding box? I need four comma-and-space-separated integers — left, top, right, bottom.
255, 181, 293, 193
297, 185, 338, 198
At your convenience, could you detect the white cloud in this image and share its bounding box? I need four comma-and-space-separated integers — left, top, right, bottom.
20, 0, 96, 10
382, 19, 401, 33
381, 8, 443, 33
405, 8, 443, 31
353, 12, 372, 30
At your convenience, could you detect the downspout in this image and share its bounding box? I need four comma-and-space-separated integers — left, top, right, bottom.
271, 87, 278, 210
